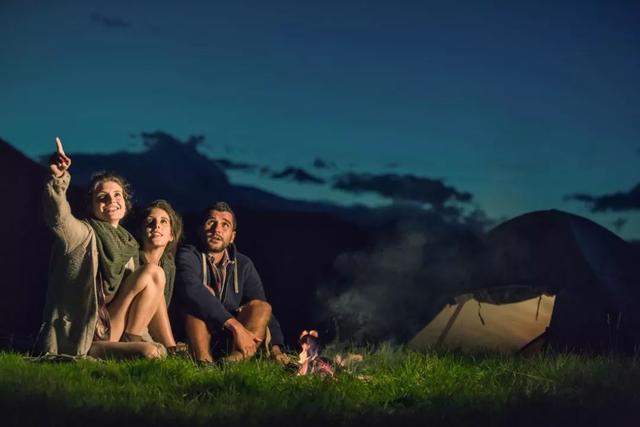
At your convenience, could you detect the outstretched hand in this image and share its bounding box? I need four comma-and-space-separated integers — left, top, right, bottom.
49, 137, 71, 177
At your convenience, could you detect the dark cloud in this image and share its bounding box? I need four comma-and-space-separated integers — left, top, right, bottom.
141, 132, 206, 152
565, 183, 640, 212
313, 158, 336, 170
90, 13, 132, 29
333, 172, 473, 208
271, 167, 325, 184
214, 159, 257, 172
612, 218, 628, 233
259, 166, 273, 176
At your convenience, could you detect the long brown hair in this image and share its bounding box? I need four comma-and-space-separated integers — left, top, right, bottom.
138, 199, 183, 256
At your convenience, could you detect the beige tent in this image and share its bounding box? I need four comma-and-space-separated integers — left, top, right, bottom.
407, 210, 640, 353
408, 293, 555, 353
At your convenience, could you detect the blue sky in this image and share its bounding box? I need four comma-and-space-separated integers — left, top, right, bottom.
2, 0, 639, 237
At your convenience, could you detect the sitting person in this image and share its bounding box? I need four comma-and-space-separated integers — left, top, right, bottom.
176, 201, 288, 364
35, 137, 167, 359
136, 199, 184, 353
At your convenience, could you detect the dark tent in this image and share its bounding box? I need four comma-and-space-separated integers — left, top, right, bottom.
410, 210, 640, 353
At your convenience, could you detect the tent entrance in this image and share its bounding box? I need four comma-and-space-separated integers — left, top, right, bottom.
408, 294, 556, 353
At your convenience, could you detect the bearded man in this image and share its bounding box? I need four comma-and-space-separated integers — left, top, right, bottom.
175, 201, 287, 364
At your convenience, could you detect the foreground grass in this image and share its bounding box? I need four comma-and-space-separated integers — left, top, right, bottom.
1, 347, 639, 426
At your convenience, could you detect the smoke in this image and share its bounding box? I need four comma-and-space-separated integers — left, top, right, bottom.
318, 215, 482, 344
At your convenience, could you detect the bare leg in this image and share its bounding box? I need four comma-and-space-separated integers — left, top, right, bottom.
107, 264, 165, 342
185, 313, 213, 363
238, 300, 271, 338
227, 299, 272, 361
148, 296, 177, 348
88, 341, 166, 360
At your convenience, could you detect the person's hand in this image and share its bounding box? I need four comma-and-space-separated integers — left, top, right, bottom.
48, 137, 71, 177
225, 318, 262, 359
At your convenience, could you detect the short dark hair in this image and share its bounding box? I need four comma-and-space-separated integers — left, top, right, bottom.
138, 199, 183, 256
87, 171, 133, 216
202, 201, 237, 230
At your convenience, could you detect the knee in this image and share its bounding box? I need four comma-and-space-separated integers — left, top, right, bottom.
245, 299, 272, 317
141, 264, 166, 291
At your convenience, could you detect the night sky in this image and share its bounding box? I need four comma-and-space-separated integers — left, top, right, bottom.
2, 0, 639, 238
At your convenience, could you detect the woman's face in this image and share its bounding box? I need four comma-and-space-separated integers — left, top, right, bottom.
92, 181, 126, 226
143, 207, 174, 250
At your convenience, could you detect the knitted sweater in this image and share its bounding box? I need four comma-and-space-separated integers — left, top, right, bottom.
34, 172, 134, 356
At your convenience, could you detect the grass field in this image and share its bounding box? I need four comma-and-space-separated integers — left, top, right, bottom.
1, 346, 639, 427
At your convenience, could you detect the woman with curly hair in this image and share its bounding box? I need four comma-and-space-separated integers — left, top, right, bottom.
35, 137, 168, 359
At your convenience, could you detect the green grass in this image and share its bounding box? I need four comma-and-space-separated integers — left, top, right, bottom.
1, 346, 639, 426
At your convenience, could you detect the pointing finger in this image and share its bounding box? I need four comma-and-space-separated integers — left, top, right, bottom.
55, 137, 66, 156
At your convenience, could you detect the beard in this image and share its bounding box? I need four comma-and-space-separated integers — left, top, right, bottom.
206, 236, 229, 253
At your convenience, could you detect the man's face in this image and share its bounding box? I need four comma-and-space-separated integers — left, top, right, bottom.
202, 210, 236, 253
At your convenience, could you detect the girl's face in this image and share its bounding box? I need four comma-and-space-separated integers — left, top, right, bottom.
143, 207, 174, 250
92, 181, 126, 226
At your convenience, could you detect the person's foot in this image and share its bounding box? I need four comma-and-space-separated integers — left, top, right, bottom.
271, 351, 292, 366
223, 350, 245, 363
167, 342, 190, 359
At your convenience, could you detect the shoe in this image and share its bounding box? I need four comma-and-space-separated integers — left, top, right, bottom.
167, 342, 191, 359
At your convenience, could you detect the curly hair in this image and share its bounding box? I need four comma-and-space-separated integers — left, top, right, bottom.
87, 171, 133, 217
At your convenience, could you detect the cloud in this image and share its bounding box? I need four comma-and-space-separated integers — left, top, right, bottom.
214, 159, 258, 172
612, 218, 628, 233
271, 167, 325, 184
208, 160, 325, 185
333, 172, 473, 208
90, 13, 133, 29
313, 158, 336, 170
141, 131, 204, 149
565, 183, 640, 212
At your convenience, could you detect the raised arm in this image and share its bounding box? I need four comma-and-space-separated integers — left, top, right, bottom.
42, 137, 91, 251
50, 137, 71, 178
